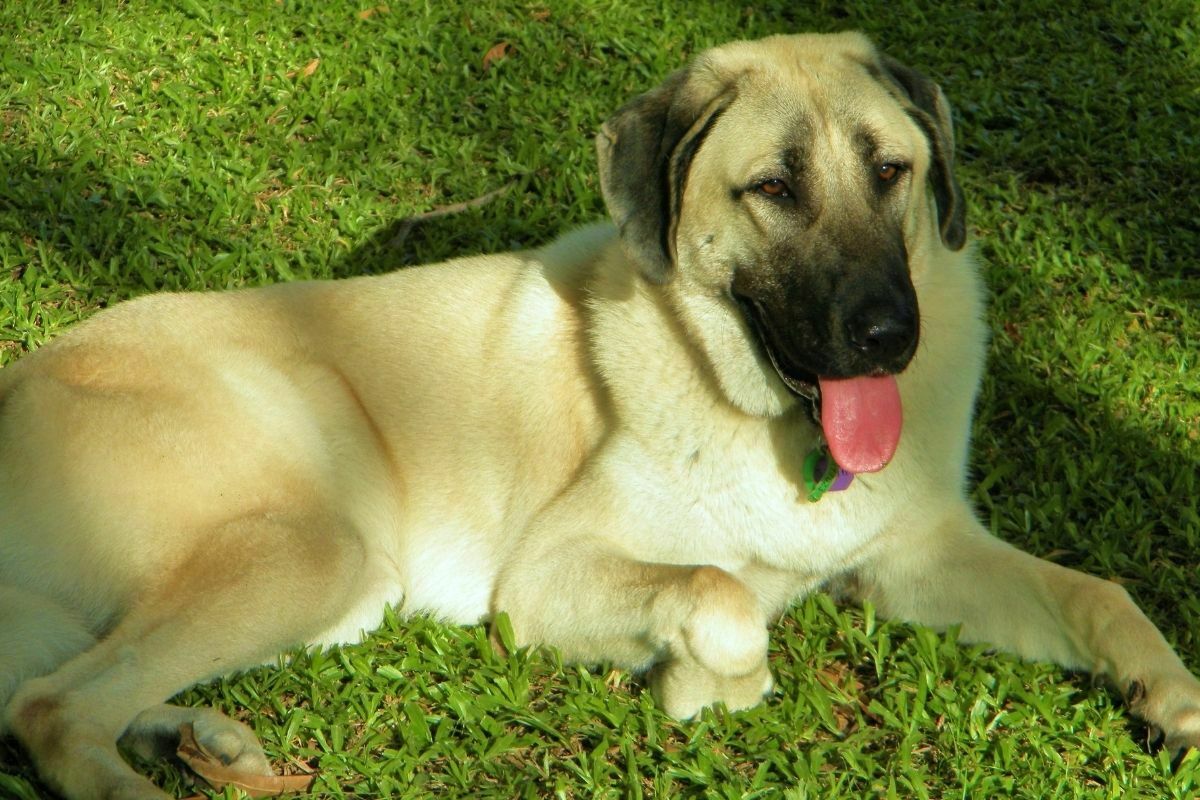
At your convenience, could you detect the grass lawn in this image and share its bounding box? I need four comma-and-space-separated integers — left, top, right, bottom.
2, 1, 1198, 797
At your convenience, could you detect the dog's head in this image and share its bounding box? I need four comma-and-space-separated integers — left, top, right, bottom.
596, 32, 965, 472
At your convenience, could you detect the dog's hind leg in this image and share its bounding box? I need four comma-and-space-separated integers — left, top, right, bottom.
3, 511, 365, 800
0, 586, 96, 731
0, 581, 274, 780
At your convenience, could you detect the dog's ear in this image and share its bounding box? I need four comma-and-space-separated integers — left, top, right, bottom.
596, 66, 736, 282
879, 55, 966, 251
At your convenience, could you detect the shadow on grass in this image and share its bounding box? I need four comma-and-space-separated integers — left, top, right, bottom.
0, 149, 272, 300
336, 180, 539, 278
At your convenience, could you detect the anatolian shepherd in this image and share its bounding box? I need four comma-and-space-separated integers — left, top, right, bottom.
1, 32, 1197, 799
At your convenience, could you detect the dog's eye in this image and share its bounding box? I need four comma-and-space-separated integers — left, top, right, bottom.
877, 163, 905, 183
757, 179, 792, 198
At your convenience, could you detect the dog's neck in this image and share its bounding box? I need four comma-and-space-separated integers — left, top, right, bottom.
581, 235, 820, 476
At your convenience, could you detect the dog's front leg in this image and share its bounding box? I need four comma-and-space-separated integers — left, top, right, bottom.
493, 484, 774, 719
851, 501, 1200, 756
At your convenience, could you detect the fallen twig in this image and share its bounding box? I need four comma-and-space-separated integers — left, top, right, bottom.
386, 179, 518, 249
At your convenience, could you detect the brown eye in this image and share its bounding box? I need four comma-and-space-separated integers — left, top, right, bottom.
877, 163, 902, 182
757, 179, 791, 198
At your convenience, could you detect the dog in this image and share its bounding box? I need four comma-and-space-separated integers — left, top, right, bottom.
1, 32, 1197, 799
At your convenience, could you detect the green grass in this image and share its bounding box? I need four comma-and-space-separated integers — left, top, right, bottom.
1, 0, 1199, 797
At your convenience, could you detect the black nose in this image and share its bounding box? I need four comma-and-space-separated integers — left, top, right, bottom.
845, 305, 918, 365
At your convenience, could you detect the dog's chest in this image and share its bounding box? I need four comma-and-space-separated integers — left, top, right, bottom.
609, 424, 888, 577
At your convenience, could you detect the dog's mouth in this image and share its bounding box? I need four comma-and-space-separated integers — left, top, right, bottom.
734, 293, 904, 475
734, 294, 822, 408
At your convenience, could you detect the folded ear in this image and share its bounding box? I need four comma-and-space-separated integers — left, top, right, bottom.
879, 55, 966, 251
596, 66, 736, 282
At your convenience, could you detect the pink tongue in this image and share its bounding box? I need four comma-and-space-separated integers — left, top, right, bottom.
818, 375, 903, 474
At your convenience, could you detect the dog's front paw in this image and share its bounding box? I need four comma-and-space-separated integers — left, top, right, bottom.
674, 565, 769, 677
1127, 675, 1200, 762
650, 654, 773, 720
648, 565, 773, 718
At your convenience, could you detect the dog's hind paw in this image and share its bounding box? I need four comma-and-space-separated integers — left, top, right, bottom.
122, 704, 272, 776
189, 713, 273, 775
